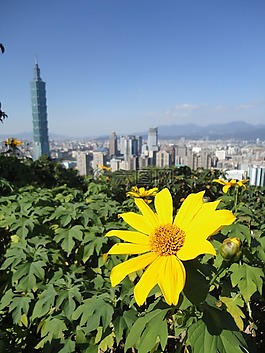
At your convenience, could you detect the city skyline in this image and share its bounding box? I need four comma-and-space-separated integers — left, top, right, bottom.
1, 0, 265, 137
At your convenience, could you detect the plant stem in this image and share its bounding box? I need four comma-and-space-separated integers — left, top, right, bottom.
232, 187, 239, 213
209, 261, 228, 286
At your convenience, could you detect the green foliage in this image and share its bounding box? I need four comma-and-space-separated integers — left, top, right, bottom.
0, 163, 264, 352
0, 155, 86, 191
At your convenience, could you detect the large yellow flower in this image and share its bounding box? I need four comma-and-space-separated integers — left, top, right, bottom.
126, 186, 158, 203
106, 188, 235, 306
212, 179, 248, 193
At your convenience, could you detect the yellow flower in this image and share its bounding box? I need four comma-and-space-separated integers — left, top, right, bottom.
98, 164, 111, 171
106, 188, 235, 306
4, 137, 22, 148
126, 186, 158, 203
212, 179, 248, 193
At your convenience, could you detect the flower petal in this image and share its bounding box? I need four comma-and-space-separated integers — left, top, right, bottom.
158, 256, 186, 305
212, 179, 226, 185
119, 212, 154, 235
154, 188, 173, 224
177, 239, 216, 261
134, 198, 159, 229
106, 230, 150, 244
223, 185, 230, 193
146, 187, 158, 197
110, 252, 157, 286
134, 257, 161, 306
108, 243, 150, 255
174, 191, 204, 229
126, 191, 140, 198
184, 206, 236, 239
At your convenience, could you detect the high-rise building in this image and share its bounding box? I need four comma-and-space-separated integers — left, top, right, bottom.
109, 131, 118, 157
31, 62, 50, 160
119, 135, 138, 161
76, 152, 91, 176
156, 150, 172, 168
248, 166, 265, 186
92, 151, 106, 169
148, 127, 158, 152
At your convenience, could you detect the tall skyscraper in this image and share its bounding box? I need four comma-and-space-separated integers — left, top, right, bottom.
31, 62, 50, 160
109, 131, 118, 157
148, 127, 158, 152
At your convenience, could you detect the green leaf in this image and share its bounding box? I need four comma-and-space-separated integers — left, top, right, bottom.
54, 225, 84, 255
72, 294, 114, 333
187, 319, 249, 353
39, 317, 67, 340
184, 260, 209, 305
113, 308, 138, 345
58, 338, 76, 353
222, 223, 251, 245
230, 263, 264, 302
31, 284, 57, 321
12, 260, 46, 291
57, 285, 82, 319
10, 217, 37, 239
0, 288, 14, 311
125, 309, 168, 353
9, 295, 32, 324
220, 296, 245, 331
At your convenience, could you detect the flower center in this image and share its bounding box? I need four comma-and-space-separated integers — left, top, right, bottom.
149, 224, 186, 256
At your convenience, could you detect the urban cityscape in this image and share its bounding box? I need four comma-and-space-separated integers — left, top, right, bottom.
1, 63, 265, 188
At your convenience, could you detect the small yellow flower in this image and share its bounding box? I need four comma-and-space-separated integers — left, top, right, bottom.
126, 186, 158, 203
106, 188, 235, 306
98, 164, 111, 171
212, 179, 248, 193
4, 137, 22, 148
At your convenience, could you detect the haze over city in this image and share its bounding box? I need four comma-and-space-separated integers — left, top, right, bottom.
1, 0, 265, 137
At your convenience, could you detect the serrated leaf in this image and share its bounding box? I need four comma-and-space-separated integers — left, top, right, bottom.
72, 295, 114, 333
12, 260, 46, 291
98, 332, 115, 352
9, 296, 31, 324
188, 319, 249, 353
31, 284, 57, 321
222, 223, 251, 245
58, 338, 76, 353
230, 263, 264, 302
54, 225, 84, 255
0, 288, 14, 311
39, 317, 67, 340
220, 296, 245, 331
125, 309, 168, 353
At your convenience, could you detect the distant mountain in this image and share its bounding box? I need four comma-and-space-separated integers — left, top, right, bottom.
0, 132, 72, 141
156, 121, 265, 140
1, 121, 265, 141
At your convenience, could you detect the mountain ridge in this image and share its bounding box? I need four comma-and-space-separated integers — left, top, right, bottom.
1, 121, 265, 140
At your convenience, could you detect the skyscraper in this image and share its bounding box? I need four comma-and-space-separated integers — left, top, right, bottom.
148, 127, 158, 152
31, 62, 50, 160
109, 131, 118, 157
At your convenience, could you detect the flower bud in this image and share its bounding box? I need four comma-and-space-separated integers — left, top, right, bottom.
220, 237, 242, 262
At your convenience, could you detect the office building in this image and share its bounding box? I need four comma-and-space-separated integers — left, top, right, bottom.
109, 131, 118, 157
156, 150, 172, 167
248, 166, 265, 186
148, 127, 159, 152
76, 152, 91, 176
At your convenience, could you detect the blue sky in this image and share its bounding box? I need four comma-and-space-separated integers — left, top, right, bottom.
1, 0, 264, 137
